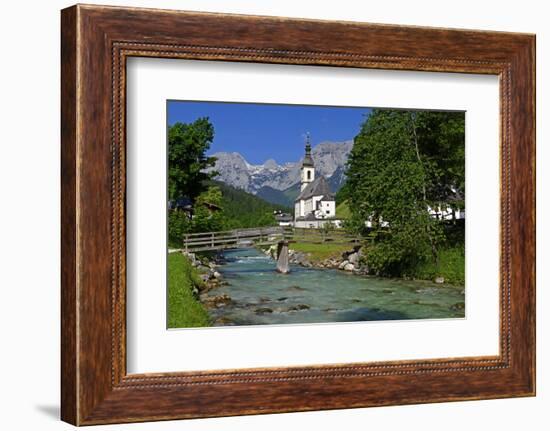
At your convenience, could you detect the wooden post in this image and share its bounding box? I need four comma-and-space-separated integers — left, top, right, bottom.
211, 233, 214, 248
184, 234, 189, 252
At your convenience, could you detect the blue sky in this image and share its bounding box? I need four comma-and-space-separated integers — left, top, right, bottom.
167, 101, 371, 165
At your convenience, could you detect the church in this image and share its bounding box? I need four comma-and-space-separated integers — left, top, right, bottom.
294, 135, 338, 229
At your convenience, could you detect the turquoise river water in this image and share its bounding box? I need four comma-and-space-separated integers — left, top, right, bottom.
204, 248, 465, 326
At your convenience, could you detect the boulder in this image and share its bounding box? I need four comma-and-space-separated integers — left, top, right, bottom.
338, 260, 349, 270
202, 293, 232, 308
348, 252, 360, 265
435, 276, 445, 284
182, 251, 196, 261
451, 302, 465, 311
255, 307, 273, 314
213, 317, 234, 326
293, 252, 308, 265
344, 263, 355, 271
288, 304, 310, 311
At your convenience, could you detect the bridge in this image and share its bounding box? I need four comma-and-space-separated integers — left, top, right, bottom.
180, 226, 362, 274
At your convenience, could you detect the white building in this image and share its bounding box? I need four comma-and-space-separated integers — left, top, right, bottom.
428, 205, 465, 221
294, 135, 339, 229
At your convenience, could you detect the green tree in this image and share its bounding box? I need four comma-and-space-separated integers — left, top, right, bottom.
168, 210, 192, 247
168, 118, 218, 203
191, 186, 227, 233
407, 111, 465, 214
345, 109, 463, 276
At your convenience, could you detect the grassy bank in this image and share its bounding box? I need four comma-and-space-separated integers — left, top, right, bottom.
290, 241, 464, 286
290, 242, 351, 263
408, 247, 465, 285
167, 253, 211, 328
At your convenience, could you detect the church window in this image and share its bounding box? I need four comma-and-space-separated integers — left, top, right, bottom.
307, 170, 311, 180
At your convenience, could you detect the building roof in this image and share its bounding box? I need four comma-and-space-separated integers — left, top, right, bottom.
295, 175, 335, 202
169, 197, 193, 211
302, 153, 314, 168
275, 213, 293, 222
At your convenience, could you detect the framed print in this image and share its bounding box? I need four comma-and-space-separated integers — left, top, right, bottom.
61, 4, 536, 425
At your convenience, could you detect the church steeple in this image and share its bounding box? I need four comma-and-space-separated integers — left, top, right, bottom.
300, 133, 315, 191
302, 132, 314, 167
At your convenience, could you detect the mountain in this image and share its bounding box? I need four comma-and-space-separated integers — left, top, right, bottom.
327, 165, 347, 193
256, 183, 301, 207
207, 140, 353, 205
209, 181, 291, 229
255, 186, 292, 207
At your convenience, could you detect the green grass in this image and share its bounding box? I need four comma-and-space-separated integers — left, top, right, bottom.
290, 242, 352, 262
167, 253, 211, 328
409, 246, 465, 285
335, 200, 352, 219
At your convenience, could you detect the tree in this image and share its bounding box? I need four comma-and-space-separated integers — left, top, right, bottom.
168, 118, 218, 203
408, 111, 465, 213
345, 109, 463, 276
191, 186, 226, 233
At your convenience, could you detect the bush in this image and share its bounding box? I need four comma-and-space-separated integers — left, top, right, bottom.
363, 215, 444, 277
409, 246, 465, 285
168, 210, 192, 247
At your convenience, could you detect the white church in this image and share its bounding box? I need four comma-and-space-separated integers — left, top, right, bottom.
294, 135, 340, 229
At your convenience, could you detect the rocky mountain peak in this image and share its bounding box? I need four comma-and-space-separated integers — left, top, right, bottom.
262, 159, 278, 170
207, 140, 353, 203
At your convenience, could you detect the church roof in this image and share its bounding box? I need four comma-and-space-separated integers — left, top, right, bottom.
302, 153, 314, 167
295, 175, 335, 202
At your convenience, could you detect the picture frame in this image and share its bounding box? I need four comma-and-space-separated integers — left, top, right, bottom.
61, 4, 535, 425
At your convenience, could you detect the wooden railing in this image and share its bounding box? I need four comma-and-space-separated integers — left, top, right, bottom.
183, 226, 288, 252
182, 226, 363, 252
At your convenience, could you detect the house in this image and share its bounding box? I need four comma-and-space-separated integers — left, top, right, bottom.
168, 196, 221, 219
274, 210, 294, 227
294, 135, 340, 229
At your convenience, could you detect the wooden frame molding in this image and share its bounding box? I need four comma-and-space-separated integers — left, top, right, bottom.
61, 4, 535, 425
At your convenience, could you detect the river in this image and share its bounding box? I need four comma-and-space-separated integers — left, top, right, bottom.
204, 248, 465, 326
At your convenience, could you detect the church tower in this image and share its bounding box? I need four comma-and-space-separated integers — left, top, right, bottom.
300, 133, 315, 191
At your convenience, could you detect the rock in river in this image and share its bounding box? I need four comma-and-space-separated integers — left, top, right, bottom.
255, 307, 273, 314
202, 293, 232, 308
287, 304, 310, 311
344, 263, 355, 271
